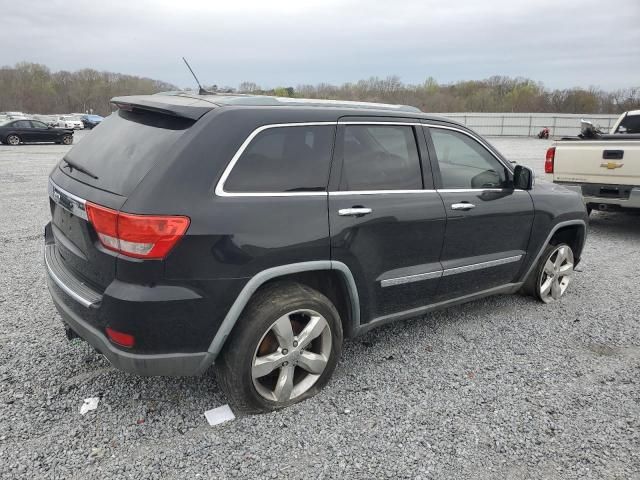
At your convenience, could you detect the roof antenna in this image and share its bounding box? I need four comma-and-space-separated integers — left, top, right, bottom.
182, 57, 212, 95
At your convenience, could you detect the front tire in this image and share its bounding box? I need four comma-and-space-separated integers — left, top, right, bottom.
216, 281, 343, 414
61, 135, 73, 145
524, 243, 575, 303
6, 134, 20, 146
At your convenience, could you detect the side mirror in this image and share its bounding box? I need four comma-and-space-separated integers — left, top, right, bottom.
513, 165, 534, 190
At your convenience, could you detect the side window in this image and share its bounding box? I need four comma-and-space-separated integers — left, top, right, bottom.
617, 114, 640, 134
31, 121, 47, 129
224, 125, 334, 193
15, 121, 32, 129
429, 128, 509, 189
338, 125, 422, 191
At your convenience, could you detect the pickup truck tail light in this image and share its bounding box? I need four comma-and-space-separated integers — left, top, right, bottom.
545, 147, 555, 173
85, 202, 190, 260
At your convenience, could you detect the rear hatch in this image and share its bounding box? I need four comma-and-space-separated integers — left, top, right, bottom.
49, 94, 215, 290
553, 139, 640, 186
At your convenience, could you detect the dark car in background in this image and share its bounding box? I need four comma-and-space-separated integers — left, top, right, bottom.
44, 93, 587, 413
81, 114, 104, 129
0, 119, 73, 145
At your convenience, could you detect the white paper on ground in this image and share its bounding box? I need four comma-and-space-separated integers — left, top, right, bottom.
204, 404, 235, 426
80, 397, 100, 415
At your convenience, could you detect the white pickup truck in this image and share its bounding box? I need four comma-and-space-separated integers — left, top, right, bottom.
546, 110, 640, 213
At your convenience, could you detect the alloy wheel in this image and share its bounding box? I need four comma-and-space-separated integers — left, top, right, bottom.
539, 245, 574, 303
252, 309, 332, 403
7, 135, 20, 145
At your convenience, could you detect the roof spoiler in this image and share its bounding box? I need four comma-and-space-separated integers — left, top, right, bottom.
110, 95, 216, 120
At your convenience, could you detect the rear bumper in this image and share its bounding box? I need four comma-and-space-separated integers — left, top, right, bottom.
556, 183, 640, 209
48, 280, 213, 376
44, 241, 215, 376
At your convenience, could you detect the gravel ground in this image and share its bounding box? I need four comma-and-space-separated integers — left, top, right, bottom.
0, 133, 638, 479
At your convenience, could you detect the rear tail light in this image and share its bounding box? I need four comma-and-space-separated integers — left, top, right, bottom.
105, 327, 135, 348
85, 202, 189, 259
545, 147, 555, 173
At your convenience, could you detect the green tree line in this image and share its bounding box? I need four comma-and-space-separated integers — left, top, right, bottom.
1, 63, 638, 115
0, 63, 176, 115
239, 76, 640, 114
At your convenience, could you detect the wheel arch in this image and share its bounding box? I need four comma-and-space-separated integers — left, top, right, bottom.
520, 219, 587, 283
207, 261, 360, 360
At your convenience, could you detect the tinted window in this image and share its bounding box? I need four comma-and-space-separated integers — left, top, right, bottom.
62, 109, 194, 196
31, 121, 48, 129
617, 114, 640, 134
429, 128, 508, 189
14, 121, 32, 128
338, 125, 422, 191
224, 125, 334, 193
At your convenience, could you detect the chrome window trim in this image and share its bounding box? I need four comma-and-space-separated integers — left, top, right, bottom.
215, 120, 518, 197
329, 189, 436, 195
380, 254, 523, 287
437, 188, 527, 193
48, 179, 88, 220
214, 122, 336, 198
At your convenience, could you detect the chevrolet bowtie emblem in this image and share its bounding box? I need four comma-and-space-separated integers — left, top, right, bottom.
600, 162, 623, 169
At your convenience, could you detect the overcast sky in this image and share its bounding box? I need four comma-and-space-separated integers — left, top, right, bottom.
3, 0, 639, 90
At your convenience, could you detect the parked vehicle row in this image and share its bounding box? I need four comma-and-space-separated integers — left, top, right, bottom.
44, 92, 587, 413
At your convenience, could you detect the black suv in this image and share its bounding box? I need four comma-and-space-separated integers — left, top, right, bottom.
44, 93, 587, 413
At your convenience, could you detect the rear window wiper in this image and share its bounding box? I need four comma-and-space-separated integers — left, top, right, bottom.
61, 159, 99, 180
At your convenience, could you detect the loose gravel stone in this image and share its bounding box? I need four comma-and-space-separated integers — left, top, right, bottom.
0, 134, 638, 479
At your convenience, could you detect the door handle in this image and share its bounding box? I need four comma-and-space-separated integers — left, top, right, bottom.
451, 203, 476, 211
603, 150, 624, 160
338, 207, 373, 217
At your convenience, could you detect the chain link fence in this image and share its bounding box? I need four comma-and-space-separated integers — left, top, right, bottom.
434, 113, 620, 137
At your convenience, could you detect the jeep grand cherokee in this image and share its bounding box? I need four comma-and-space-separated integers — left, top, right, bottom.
44, 93, 588, 413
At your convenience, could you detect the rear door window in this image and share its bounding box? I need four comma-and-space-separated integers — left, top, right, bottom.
223, 125, 335, 193
336, 125, 422, 191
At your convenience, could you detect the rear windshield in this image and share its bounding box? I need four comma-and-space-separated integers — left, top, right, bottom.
60, 109, 193, 196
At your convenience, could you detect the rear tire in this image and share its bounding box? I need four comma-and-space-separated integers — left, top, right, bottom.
215, 281, 343, 414
6, 134, 20, 146
523, 242, 575, 303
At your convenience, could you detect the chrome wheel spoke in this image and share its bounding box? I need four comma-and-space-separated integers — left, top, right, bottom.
559, 262, 573, 275
297, 351, 328, 374
544, 260, 555, 276
551, 278, 562, 299
297, 315, 328, 349
271, 314, 294, 349
554, 247, 566, 268
540, 277, 553, 297
252, 352, 283, 379
273, 364, 295, 402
